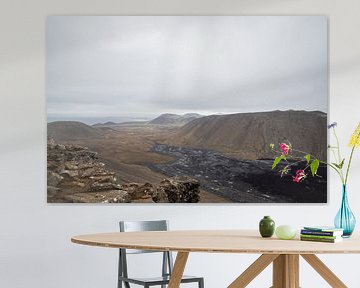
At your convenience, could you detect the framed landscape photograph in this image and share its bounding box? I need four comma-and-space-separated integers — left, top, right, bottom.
47, 16, 328, 203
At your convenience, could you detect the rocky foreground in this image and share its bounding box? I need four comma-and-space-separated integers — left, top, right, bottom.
47, 139, 200, 203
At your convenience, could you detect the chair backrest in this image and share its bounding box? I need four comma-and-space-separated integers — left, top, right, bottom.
119, 220, 169, 254
118, 220, 174, 283
120, 220, 168, 232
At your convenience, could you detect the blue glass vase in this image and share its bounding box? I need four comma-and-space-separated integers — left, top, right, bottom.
334, 185, 356, 237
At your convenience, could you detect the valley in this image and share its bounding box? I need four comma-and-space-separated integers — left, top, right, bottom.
47, 110, 327, 203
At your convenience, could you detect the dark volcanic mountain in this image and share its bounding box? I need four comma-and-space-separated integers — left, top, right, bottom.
165, 110, 327, 161
149, 113, 203, 126
48, 121, 104, 141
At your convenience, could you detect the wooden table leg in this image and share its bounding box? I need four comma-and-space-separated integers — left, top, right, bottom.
288, 255, 299, 288
168, 252, 189, 288
228, 254, 279, 288
272, 254, 299, 288
301, 254, 347, 288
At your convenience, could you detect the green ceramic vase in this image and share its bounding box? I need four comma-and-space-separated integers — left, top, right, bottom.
259, 216, 275, 237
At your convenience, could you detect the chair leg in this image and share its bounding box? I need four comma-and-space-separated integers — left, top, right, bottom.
199, 278, 204, 288
118, 250, 122, 288
118, 279, 130, 288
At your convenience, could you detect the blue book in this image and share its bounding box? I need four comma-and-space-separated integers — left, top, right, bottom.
302, 226, 343, 236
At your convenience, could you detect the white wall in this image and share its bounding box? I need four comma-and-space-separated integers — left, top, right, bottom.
1, 0, 360, 287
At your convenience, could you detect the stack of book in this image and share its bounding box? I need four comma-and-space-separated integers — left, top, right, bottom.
300, 226, 344, 243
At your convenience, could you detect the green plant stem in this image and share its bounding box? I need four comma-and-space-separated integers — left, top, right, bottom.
330, 148, 338, 164
345, 145, 356, 185
332, 128, 345, 182
282, 157, 308, 168
345, 129, 360, 185
285, 148, 345, 184
291, 148, 337, 168
333, 128, 342, 166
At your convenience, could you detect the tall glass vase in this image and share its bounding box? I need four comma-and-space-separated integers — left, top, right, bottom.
334, 185, 356, 237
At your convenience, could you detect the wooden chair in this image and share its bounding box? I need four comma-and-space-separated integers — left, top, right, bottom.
118, 220, 204, 288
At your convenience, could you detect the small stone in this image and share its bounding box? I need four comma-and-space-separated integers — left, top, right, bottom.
60, 169, 78, 178
158, 176, 200, 203
65, 161, 78, 170
47, 172, 63, 186
47, 186, 60, 197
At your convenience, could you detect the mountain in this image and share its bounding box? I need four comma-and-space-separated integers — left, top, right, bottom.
47, 121, 104, 141
92, 121, 117, 127
149, 113, 203, 126
165, 110, 327, 161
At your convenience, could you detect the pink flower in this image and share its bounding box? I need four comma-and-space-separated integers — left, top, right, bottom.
293, 170, 306, 183
279, 143, 289, 155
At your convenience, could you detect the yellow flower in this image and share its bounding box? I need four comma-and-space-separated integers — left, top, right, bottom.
349, 122, 360, 147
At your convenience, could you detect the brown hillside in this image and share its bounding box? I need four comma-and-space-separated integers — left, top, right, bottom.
149, 113, 203, 126
166, 110, 327, 161
47, 121, 104, 141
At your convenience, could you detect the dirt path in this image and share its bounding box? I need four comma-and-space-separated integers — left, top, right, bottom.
199, 189, 231, 203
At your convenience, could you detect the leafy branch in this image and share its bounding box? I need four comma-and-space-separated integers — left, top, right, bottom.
270, 122, 360, 186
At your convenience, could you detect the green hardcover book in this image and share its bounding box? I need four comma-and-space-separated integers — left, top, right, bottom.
300, 234, 339, 240
300, 236, 342, 243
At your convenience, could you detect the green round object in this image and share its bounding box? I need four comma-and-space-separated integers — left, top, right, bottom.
259, 216, 275, 238
275, 225, 297, 240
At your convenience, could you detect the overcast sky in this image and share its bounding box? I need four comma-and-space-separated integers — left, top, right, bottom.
47, 16, 327, 123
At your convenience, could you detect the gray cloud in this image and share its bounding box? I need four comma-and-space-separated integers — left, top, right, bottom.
47, 16, 327, 123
